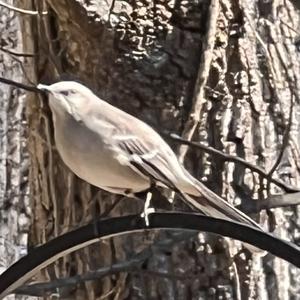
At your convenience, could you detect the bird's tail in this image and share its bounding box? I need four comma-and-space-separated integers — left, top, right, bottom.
180, 176, 262, 231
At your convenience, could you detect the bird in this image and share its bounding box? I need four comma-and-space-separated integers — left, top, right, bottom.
37, 81, 262, 231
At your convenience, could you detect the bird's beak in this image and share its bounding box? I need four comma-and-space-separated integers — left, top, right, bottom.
37, 84, 52, 94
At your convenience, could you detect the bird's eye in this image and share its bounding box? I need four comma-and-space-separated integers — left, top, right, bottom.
61, 91, 69, 96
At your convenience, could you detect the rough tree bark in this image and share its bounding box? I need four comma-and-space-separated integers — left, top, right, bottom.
5, 0, 300, 299
0, 1, 31, 299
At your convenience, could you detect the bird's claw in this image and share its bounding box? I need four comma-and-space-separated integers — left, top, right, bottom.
141, 192, 155, 226
141, 207, 155, 226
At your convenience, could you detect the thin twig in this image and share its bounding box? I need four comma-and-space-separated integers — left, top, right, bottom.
231, 261, 242, 300
134, 269, 199, 281
0, 76, 41, 93
14, 262, 140, 297
43, 111, 59, 236
265, 17, 300, 177
0, 0, 47, 15
238, 192, 300, 213
244, 11, 279, 85
4, 51, 35, 85
167, 133, 300, 193
267, 95, 294, 177
39, 0, 61, 77
100, 196, 125, 218
0, 46, 35, 57
15, 267, 204, 297
279, 19, 300, 36
178, 0, 219, 162
244, 13, 298, 179
108, 0, 116, 26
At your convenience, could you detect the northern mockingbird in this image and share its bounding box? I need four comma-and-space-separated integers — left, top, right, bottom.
37, 81, 261, 231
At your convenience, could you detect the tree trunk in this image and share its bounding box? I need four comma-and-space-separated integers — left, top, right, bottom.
10, 0, 300, 299
0, 1, 31, 299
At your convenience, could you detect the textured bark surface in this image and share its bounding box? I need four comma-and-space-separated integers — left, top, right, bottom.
0, 1, 31, 300
9, 0, 300, 299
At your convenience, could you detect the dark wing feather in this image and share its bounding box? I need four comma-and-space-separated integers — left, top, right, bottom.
117, 137, 177, 190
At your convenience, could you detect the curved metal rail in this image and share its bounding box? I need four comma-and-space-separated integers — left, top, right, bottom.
1, 213, 299, 298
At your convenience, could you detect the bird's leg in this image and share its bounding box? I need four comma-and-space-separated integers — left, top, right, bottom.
167, 190, 175, 204
140, 182, 156, 226
141, 191, 155, 226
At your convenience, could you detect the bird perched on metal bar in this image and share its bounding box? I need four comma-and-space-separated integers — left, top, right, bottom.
37, 81, 261, 232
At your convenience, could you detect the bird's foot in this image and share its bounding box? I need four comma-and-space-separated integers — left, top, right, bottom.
167, 191, 175, 203
141, 191, 155, 226
141, 207, 155, 226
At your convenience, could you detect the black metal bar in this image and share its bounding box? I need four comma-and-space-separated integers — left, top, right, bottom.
0, 213, 299, 298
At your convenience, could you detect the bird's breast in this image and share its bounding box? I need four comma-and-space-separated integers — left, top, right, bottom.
53, 116, 150, 193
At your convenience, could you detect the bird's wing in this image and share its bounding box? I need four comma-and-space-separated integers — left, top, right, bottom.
87, 105, 195, 192
114, 134, 179, 190
84, 106, 183, 189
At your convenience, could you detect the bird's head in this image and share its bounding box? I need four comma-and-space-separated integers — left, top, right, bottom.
37, 81, 96, 118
